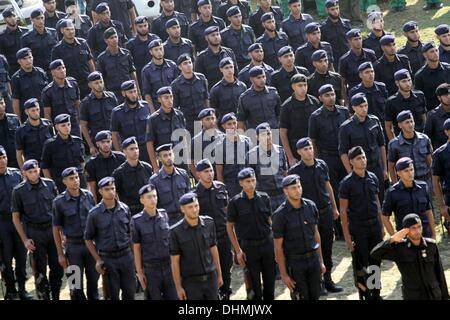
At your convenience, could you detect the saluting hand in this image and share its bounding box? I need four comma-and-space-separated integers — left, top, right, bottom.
24, 239, 35, 252
390, 228, 409, 243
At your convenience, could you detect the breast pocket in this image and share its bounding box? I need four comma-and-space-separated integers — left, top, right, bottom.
215, 192, 228, 210
22, 197, 38, 214
141, 227, 156, 245
118, 59, 130, 74
417, 196, 429, 213
157, 183, 173, 206
62, 208, 78, 225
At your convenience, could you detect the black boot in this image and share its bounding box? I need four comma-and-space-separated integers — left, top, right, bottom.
319, 280, 328, 296
18, 283, 34, 300
51, 289, 60, 301
4, 288, 20, 300
324, 272, 343, 293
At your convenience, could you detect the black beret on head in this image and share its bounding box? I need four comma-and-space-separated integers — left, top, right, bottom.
348, 146, 364, 160
402, 213, 421, 228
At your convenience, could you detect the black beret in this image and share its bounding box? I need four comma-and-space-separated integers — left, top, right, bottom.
296, 137, 312, 149
30, 8, 44, 19
318, 84, 334, 95
204, 26, 219, 36
350, 92, 367, 106
291, 73, 308, 84
277, 46, 293, 57
435, 24, 449, 36
421, 41, 436, 53
98, 176, 115, 189
325, 0, 339, 8
402, 213, 421, 228
444, 118, 450, 130
54, 113, 71, 124
311, 49, 327, 61
256, 122, 271, 135
87, 71, 102, 82
65, 0, 76, 6
221, 112, 237, 124
23, 159, 39, 171
59, 19, 74, 29
134, 16, 148, 24
395, 157, 413, 171
248, 43, 263, 53
95, 130, 112, 142
402, 21, 418, 33
261, 12, 274, 23
61, 167, 78, 178
196, 159, 213, 172
380, 34, 395, 46
120, 80, 136, 91
0, 145, 6, 156
305, 22, 320, 34
396, 110, 413, 123
249, 66, 264, 77
367, 11, 383, 23
156, 86, 172, 96
394, 68, 410, 81
198, 108, 215, 120
165, 18, 179, 29
24, 98, 39, 110
148, 39, 163, 50
2, 7, 15, 18
179, 192, 198, 205
288, 0, 300, 3
348, 146, 364, 160
358, 61, 373, 72
16, 47, 32, 60
49, 59, 65, 70
95, 2, 109, 14
435, 83, 450, 96
226, 5, 241, 17
155, 143, 172, 153
219, 57, 234, 68
103, 27, 117, 39
121, 136, 138, 149
197, 0, 211, 6
177, 53, 192, 65
138, 184, 156, 196
238, 167, 255, 180
345, 29, 361, 40
282, 174, 301, 188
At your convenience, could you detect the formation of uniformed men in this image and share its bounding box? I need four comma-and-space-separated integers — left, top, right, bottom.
0, 0, 449, 301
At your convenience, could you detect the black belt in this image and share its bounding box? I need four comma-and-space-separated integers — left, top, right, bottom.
184, 272, 215, 282
26, 221, 52, 229
143, 260, 170, 268
350, 217, 379, 227
66, 238, 85, 244
240, 236, 270, 246
287, 251, 317, 260
99, 247, 131, 258
415, 173, 430, 181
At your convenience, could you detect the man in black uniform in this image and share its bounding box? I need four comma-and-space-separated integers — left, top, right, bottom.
112, 137, 153, 216
371, 214, 448, 300
249, 0, 283, 38
41, 114, 86, 192
132, 184, 177, 300
237, 43, 274, 87
12, 159, 63, 300
149, 144, 191, 226
80, 72, 118, 156
435, 24, 450, 65
385, 69, 427, 141
280, 74, 319, 165
170, 192, 223, 300
281, 0, 313, 52
195, 26, 238, 90
15, 98, 54, 169
256, 13, 288, 70
220, 6, 255, 70
51, 19, 95, 99
91, 0, 136, 39
11, 48, 48, 122
288, 138, 342, 294
226, 167, 275, 300
339, 93, 387, 202
163, 18, 195, 64
374, 35, 412, 96
415, 41, 450, 110
62, 0, 93, 40
272, 174, 326, 300
84, 176, 136, 300
52, 167, 99, 300
271, 46, 309, 103
0, 7, 29, 75
0, 96, 20, 168
151, 0, 189, 42
425, 83, 450, 149
295, 22, 334, 74
320, 0, 351, 71
362, 12, 385, 59
0, 148, 32, 300
382, 157, 436, 239
21, 8, 58, 73
398, 21, 425, 76
193, 159, 232, 299
339, 146, 383, 300
189, 0, 226, 54
43, 0, 65, 29
87, 3, 127, 59
218, 0, 251, 26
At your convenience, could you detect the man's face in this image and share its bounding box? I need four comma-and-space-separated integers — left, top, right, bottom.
63, 173, 80, 189
89, 78, 105, 92
199, 4, 212, 18
206, 32, 221, 46
280, 52, 295, 68
250, 49, 264, 62
307, 30, 321, 44
51, 65, 67, 80
167, 25, 181, 38
105, 34, 119, 47
229, 13, 242, 27
202, 115, 217, 130
382, 42, 397, 56
408, 223, 423, 241
283, 182, 302, 200
0, 99, 5, 115
397, 164, 415, 182
32, 15, 45, 29
398, 118, 415, 134
352, 102, 368, 118
158, 93, 174, 108
99, 185, 116, 200
124, 88, 139, 103
140, 190, 158, 208
349, 36, 362, 50
292, 82, 307, 96
57, 122, 71, 135
313, 57, 328, 73
251, 74, 266, 88
5, 14, 18, 27
99, 10, 111, 24
405, 28, 420, 42
239, 176, 257, 191
222, 119, 237, 134
438, 92, 450, 107
24, 168, 41, 182
198, 167, 215, 183
372, 18, 384, 31
179, 59, 193, 74
257, 130, 272, 146
0, 154, 7, 170
438, 32, 450, 46
25, 106, 41, 121
360, 68, 375, 82
124, 144, 140, 161
263, 19, 276, 32
319, 91, 336, 106
259, 0, 271, 9
158, 150, 174, 167
18, 54, 34, 70
220, 64, 235, 78
62, 26, 76, 40
327, 5, 340, 19
136, 22, 149, 37
161, 0, 175, 12
96, 139, 112, 153
349, 153, 367, 170
151, 46, 165, 60
66, 4, 77, 15
396, 77, 412, 92
298, 145, 314, 161
181, 201, 200, 220
289, 2, 301, 15
44, 0, 57, 12
424, 47, 439, 63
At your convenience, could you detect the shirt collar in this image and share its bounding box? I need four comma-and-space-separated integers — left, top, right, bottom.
182, 216, 206, 229
159, 166, 180, 179
142, 209, 163, 221
25, 178, 47, 191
